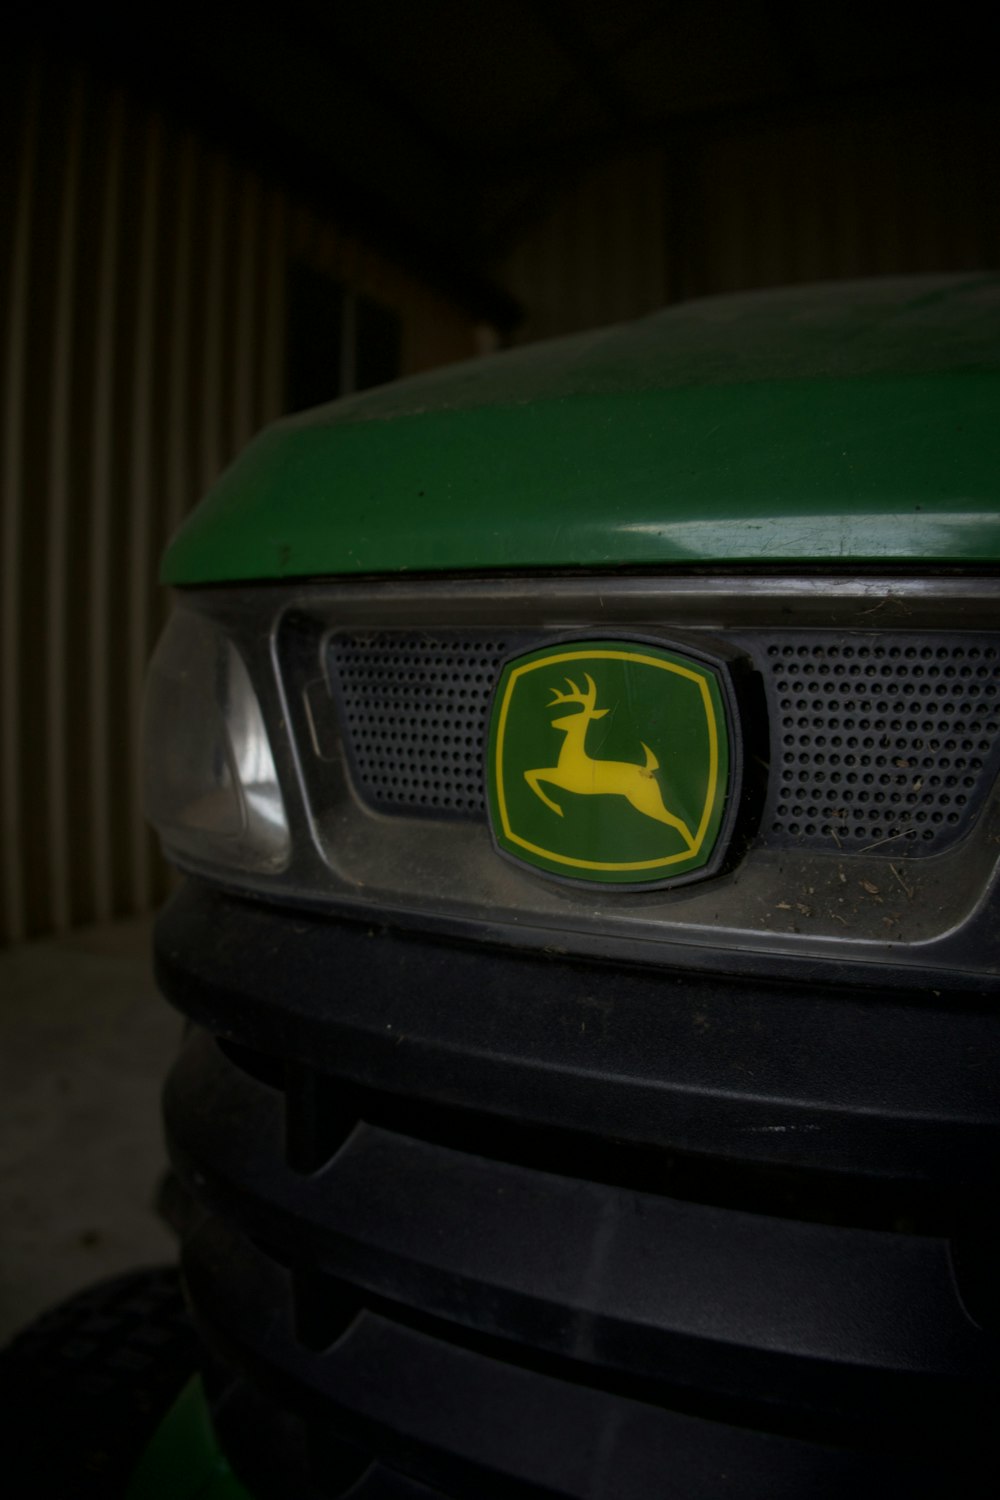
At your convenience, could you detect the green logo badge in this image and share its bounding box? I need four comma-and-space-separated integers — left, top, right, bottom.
487, 641, 732, 886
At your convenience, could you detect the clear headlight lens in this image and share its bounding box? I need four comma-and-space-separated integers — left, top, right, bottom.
142, 606, 290, 872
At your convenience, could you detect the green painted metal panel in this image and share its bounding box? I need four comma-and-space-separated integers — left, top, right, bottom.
163, 278, 1000, 584
126, 1377, 253, 1500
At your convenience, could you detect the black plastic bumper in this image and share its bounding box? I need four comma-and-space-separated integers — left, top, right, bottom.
156, 879, 1000, 1498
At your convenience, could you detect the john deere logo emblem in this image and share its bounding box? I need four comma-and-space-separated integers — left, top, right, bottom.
487, 641, 732, 886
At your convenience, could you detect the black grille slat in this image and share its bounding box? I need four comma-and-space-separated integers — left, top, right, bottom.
185, 1221, 976, 1500
158, 885, 1000, 1498
167, 1032, 991, 1411
159, 883, 1000, 1187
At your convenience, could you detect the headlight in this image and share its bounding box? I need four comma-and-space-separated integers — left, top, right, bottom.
142, 605, 290, 872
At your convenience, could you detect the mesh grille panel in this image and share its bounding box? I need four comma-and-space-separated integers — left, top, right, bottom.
759, 633, 1000, 853
327, 633, 511, 815
326, 628, 1000, 854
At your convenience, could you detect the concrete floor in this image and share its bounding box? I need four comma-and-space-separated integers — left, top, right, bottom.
0, 917, 181, 1344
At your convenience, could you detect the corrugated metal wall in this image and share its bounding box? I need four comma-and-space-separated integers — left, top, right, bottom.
501, 149, 669, 345
499, 93, 1000, 343
0, 60, 478, 946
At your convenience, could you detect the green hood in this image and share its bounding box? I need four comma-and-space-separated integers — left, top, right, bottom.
164, 275, 1000, 584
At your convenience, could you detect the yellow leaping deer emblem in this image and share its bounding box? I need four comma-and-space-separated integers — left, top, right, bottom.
524, 674, 696, 850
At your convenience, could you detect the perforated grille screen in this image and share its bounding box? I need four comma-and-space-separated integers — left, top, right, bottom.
326, 628, 1000, 855
327, 633, 512, 815
757, 632, 1000, 853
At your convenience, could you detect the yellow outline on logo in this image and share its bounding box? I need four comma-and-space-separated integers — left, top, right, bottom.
494, 648, 719, 872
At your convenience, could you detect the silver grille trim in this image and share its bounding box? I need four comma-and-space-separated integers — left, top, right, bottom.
162, 576, 1000, 988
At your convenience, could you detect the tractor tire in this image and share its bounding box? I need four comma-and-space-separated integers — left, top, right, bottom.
1, 1266, 198, 1497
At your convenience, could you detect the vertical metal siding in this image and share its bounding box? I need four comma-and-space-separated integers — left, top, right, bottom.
258, 188, 288, 428
87, 88, 125, 927
0, 69, 38, 945
0, 60, 478, 946
44, 72, 86, 936
126, 111, 163, 918
500, 96, 1000, 342
500, 148, 669, 343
